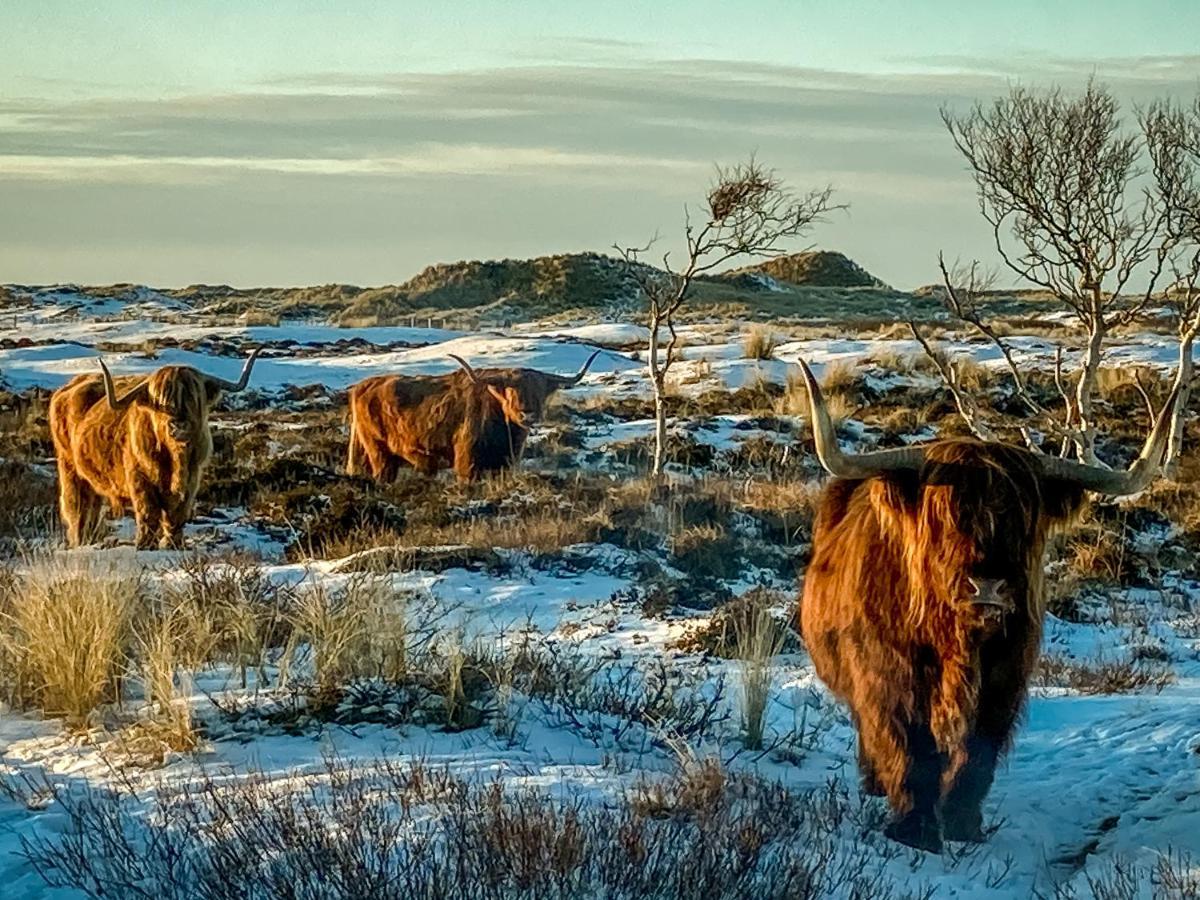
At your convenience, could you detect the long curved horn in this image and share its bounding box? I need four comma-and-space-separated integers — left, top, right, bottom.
561, 348, 603, 386
797, 358, 924, 478
98, 358, 149, 410
205, 347, 262, 394
1037, 377, 1181, 495
449, 354, 479, 383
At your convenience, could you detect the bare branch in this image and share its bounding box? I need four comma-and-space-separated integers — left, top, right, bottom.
615, 158, 841, 476
908, 321, 999, 442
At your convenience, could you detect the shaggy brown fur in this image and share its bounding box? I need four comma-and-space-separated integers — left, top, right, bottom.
49, 354, 257, 549
347, 372, 527, 482
800, 440, 1085, 853
346, 352, 602, 482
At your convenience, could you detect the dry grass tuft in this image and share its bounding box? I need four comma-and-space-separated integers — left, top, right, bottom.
742, 325, 778, 360
285, 575, 411, 698
734, 598, 787, 750
0, 556, 144, 725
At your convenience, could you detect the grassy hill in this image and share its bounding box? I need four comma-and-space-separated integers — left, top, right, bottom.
723, 250, 889, 289
4, 250, 932, 326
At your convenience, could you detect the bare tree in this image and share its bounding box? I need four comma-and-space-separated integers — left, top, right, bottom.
942, 80, 1174, 463
1143, 97, 1200, 475
616, 159, 840, 477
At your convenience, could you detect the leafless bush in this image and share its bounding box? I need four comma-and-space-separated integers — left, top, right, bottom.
1035, 651, 1175, 695
19, 755, 931, 900
1047, 850, 1199, 900
520, 643, 729, 751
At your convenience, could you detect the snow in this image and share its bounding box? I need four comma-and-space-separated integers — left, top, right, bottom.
4, 550, 1199, 898
0, 335, 641, 393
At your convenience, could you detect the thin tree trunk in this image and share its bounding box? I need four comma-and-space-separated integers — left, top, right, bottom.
1165, 331, 1194, 479
648, 314, 667, 478
1074, 321, 1106, 463
652, 384, 668, 477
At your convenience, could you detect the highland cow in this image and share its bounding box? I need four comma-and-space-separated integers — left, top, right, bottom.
347, 356, 530, 482
49, 350, 261, 549
347, 349, 601, 482
795, 359, 1178, 853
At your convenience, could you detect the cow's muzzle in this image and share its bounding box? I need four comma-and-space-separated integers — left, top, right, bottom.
966, 577, 1016, 616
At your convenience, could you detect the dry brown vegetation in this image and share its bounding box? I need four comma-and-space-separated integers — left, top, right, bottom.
13, 754, 930, 900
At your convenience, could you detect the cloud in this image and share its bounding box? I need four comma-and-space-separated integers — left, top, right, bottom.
0, 147, 706, 184
1, 56, 1196, 286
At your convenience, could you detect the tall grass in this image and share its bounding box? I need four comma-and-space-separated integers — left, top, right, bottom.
0, 556, 143, 725
742, 325, 778, 360
284, 575, 410, 697
133, 604, 199, 754
777, 367, 855, 425
733, 603, 786, 751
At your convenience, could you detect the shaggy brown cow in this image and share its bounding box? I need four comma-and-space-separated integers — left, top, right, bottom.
795, 359, 1178, 853
49, 350, 261, 549
347, 350, 601, 482
347, 356, 530, 482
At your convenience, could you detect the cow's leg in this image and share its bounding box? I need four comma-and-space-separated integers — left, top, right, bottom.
379, 452, 402, 482
941, 646, 1026, 842
853, 713, 885, 796
889, 720, 945, 853
131, 478, 163, 550
940, 733, 999, 842
57, 463, 97, 547
403, 447, 439, 478
453, 451, 477, 483
160, 495, 191, 549
860, 708, 944, 853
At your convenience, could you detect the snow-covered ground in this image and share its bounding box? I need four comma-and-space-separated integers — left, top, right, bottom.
2, 305, 1199, 899
0, 308, 1191, 399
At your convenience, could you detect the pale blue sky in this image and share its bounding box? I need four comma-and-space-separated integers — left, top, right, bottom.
3, 2, 1199, 287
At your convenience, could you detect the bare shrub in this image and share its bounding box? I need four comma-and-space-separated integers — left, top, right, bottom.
1035, 651, 1175, 695
1048, 850, 1199, 900
519, 643, 729, 751
19, 755, 926, 900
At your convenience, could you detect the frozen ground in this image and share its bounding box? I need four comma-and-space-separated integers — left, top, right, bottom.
1, 303, 1199, 898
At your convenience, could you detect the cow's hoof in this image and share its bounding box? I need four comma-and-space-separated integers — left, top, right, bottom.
885, 812, 943, 854
942, 810, 986, 843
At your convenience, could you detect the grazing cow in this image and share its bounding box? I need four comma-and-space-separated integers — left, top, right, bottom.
795, 359, 1178, 853
347, 356, 530, 482
49, 350, 261, 549
347, 350, 602, 482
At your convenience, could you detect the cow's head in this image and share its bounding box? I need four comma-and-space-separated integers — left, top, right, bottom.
798, 358, 1178, 621
450, 354, 529, 430
484, 383, 527, 429
512, 350, 605, 418
99, 348, 262, 443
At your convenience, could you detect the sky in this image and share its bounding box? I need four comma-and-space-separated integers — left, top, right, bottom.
3, 1, 1200, 289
